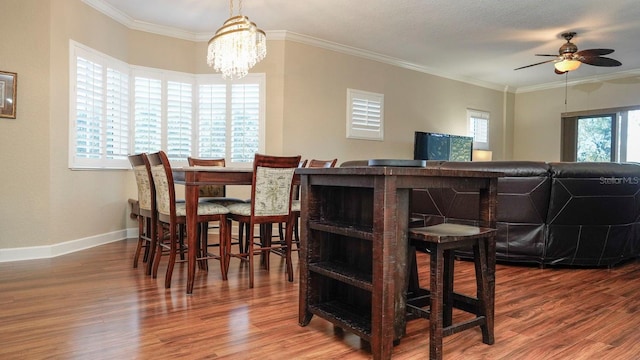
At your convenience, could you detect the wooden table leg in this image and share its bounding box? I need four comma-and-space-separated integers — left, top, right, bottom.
186, 182, 199, 294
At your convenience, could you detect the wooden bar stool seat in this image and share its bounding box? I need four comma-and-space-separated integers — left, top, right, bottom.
407, 223, 497, 360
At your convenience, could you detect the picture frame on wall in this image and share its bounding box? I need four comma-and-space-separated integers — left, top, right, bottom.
0, 71, 17, 119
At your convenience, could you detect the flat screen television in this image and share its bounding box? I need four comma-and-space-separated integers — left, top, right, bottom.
413, 131, 473, 161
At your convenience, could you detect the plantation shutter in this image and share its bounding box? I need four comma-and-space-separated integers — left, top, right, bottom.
231, 84, 260, 163
198, 84, 227, 158
105, 68, 129, 160
347, 89, 384, 140
74, 56, 103, 160
166, 81, 193, 161
134, 76, 162, 154
468, 109, 490, 150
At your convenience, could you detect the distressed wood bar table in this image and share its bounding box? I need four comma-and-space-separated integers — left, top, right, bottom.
297, 165, 500, 359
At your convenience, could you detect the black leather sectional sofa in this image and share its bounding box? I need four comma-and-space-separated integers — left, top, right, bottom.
410, 161, 640, 267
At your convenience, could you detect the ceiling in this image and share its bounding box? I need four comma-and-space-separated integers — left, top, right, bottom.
90, 0, 640, 91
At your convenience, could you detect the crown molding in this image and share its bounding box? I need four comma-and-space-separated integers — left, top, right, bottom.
84, 0, 634, 94
82, 0, 507, 91
515, 68, 640, 94
278, 31, 507, 92
82, 0, 201, 41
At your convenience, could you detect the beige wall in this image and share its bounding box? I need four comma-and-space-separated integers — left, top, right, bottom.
513, 76, 640, 161
0, 0, 508, 253
0, 0, 51, 248
280, 42, 508, 162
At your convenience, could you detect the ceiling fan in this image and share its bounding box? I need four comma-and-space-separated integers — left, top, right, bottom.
515, 32, 622, 74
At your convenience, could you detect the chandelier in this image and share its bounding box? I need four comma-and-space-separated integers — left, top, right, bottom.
207, 0, 267, 79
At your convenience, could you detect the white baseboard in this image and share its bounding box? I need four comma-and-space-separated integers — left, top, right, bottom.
0, 228, 137, 263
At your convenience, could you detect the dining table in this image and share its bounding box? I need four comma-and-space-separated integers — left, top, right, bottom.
172, 166, 253, 294
172, 166, 300, 294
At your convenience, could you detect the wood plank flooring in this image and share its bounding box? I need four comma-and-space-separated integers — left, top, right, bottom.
1, 238, 640, 359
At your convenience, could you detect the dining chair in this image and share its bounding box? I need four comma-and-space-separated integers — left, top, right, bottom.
222, 153, 301, 288
282, 158, 338, 254
273, 159, 307, 253
148, 151, 230, 289
128, 153, 156, 273
187, 157, 246, 205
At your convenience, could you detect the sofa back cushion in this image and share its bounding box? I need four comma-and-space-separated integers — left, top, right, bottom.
411, 161, 551, 262
545, 162, 640, 266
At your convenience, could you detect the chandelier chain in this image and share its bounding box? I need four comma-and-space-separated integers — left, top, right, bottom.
228, 0, 243, 17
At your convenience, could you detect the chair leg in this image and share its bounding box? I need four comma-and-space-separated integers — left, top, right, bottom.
443, 249, 455, 327
178, 224, 186, 261
151, 223, 164, 279
474, 238, 494, 345
248, 223, 255, 288
430, 243, 445, 360
133, 216, 144, 268
261, 224, 272, 270
165, 223, 178, 288
284, 219, 294, 282
219, 217, 228, 281
222, 218, 232, 279
143, 217, 153, 262
198, 222, 208, 271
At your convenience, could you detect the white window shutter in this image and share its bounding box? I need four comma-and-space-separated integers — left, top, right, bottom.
70, 42, 265, 169
166, 81, 193, 161
134, 76, 162, 154
198, 84, 227, 158
347, 89, 384, 140
231, 84, 260, 163
105, 68, 129, 160
74, 56, 103, 160
468, 109, 490, 150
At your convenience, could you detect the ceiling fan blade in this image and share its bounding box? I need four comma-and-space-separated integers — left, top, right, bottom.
514, 59, 557, 70
579, 56, 622, 67
575, 48, 615, 57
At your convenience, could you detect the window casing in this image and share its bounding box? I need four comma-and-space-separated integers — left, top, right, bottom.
69, 41, 265, 169
346, 89, 384, 141
561, 106, 640, 162
467, 109, 490, 150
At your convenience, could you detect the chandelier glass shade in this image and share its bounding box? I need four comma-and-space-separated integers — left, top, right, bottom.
554, 59, 581, 72
207, 2, 266, 80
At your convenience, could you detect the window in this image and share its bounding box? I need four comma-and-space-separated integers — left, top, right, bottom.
70, 44, 130, 169
467, 109, 490, 150
561, 107, 640, 162
197, 77, 264, 164
69, 41, 265, 169
576, 115, 615, 162
346, 89, 384, 140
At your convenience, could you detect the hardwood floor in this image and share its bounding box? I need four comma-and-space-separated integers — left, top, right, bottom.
1, 238, 640, 359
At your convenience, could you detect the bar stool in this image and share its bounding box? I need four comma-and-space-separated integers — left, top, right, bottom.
406, 223, 496, 360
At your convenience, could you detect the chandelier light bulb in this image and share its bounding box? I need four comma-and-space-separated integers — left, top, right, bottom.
207, 1, 266, 80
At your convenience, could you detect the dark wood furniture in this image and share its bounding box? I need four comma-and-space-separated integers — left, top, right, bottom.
297, 165, 500, 360
128, 153, 156, 274
407, 223, 497, 360
172, 165, 252, 294
187, 157, 247, 264
307, 158, 338, 168
148, 151, 230, 289
222, 154, 301, 288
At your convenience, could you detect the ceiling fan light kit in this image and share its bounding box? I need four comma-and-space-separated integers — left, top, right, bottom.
515, 31, 621, 74
554, 59, 581, 72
